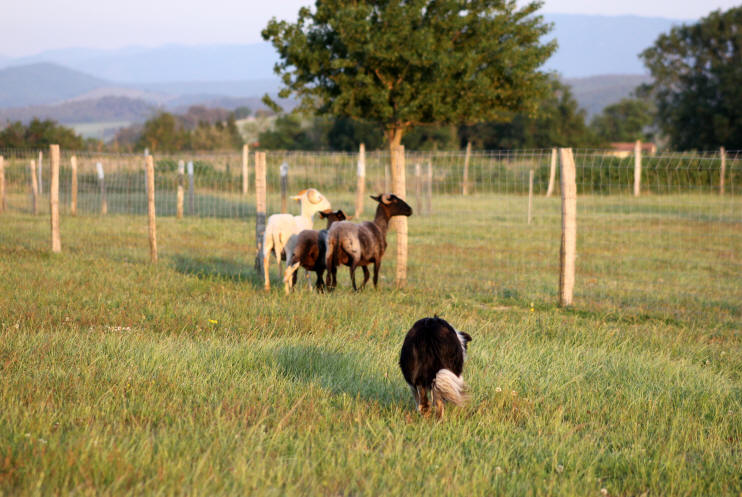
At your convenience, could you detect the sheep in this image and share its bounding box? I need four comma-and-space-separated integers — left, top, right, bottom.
261, 188, 331, 291
325, 193, 412, 291
282, 209, 349, 294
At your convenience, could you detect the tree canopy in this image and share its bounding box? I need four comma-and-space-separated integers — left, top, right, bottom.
590, 98, 655, 144
262, 0, 556, 149
0, 118, 85, 149
640, 7, 742, 149
460, 78, 597, 149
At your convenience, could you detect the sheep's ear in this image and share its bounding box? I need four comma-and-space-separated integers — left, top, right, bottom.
459, 331, 472, 343
370, 195, 381, 202
336, 209, 347, 219
319, 211, 329, 218
307, 189, 323, 204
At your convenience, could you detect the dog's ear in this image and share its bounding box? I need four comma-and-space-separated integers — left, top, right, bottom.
459, 331, 472, 343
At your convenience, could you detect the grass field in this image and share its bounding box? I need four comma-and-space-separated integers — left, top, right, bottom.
1, 194, 741, 496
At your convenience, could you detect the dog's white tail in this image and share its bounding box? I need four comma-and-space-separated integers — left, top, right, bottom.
433, 369, 469, 406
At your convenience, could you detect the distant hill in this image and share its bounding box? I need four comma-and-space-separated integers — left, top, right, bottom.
564, 74, 652, 118
3, 44, 279, 83
0, 63, 108, 107
0, 96, 156, 124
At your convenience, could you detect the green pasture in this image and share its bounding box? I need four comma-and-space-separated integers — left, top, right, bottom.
1, 193, 740, 496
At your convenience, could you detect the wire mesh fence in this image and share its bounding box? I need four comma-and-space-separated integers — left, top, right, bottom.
1, 146, 740, 315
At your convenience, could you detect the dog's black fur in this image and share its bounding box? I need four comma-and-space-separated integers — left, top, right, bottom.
399, 316, 472, 418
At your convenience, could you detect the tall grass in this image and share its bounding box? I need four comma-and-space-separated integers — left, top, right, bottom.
0, 194, 740, 496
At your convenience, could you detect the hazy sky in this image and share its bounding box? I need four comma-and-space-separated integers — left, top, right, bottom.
2, 0, 738, 57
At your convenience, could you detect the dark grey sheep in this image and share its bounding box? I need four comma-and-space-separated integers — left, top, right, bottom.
325, 194, 412, 290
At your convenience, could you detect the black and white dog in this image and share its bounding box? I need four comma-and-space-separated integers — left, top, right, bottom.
399, 316, 472, 418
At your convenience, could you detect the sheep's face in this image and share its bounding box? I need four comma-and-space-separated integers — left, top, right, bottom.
319, 209, 349, 228
371, 193, 413, 217
292, 188, 332, 216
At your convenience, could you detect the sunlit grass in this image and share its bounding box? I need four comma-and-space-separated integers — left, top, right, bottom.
1, 193, 740, 496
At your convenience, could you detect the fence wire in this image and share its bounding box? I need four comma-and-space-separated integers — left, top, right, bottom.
1, 147, 740, 315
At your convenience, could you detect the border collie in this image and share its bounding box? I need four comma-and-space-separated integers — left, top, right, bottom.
399, 316, 472, 418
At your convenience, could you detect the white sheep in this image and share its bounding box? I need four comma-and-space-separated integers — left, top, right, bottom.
262, 188, 331, 291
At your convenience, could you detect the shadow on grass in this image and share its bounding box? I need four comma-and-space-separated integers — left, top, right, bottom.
171, 254, 263, 286
271, 344, 407, 408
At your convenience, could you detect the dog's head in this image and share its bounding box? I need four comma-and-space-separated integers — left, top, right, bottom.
433, 314, 472, 356
456, 330, 472, 350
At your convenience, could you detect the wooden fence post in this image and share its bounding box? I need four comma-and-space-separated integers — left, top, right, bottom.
146, 155, 157, 263
70, 155, 77, 216
528, 169, 534, 225
50, 145, 61, 253
384, 164, 390, 192
546, 147, 557, 197
177, 160, 184, 219
280, 162, 289, 213
187, 160, 195, 215
29, 160, 38, 215
242, 144, 249, 195
462, 141, 471, 195
37, 151, 43, 194
355, 143, 366, 218
0, 155, 5, 214
391, 145, 408, 286
143, 149, 149, 199
426, 160, 433, 215
720, 146, 726, 195
633, 140, 642, 197
415, 162, 422, 215
559, 148, 577, 307
96, 162, 107, 215
255, 151, 267, 273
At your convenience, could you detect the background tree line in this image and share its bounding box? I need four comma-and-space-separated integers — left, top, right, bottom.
2, 6, 738, 152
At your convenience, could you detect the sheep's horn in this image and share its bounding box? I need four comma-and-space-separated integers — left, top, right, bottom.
381, 193, 393, 204
307, 189, 322, 204
321, 208, 333, 214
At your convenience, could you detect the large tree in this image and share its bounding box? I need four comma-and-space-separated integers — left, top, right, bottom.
262, 0, 555, 154
263, 0, 554, 284
640, 7, 742, 149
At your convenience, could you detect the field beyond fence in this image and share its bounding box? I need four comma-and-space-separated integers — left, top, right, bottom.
1, 146, 739, 310
1, 146, 740, 496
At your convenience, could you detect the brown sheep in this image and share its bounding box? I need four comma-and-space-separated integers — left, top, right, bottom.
283, 209, 349, 294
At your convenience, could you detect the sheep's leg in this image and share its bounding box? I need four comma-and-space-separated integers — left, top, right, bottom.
274, 245, 283, 281
417, 386, 430, 416
372, 261, 381, 289
316, 269, 325, 292
349, 263, 358, 291
360, 266, 370, 289
263, 238, 273, 291
283, 261, 300, 295
329, 262, 339, 290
